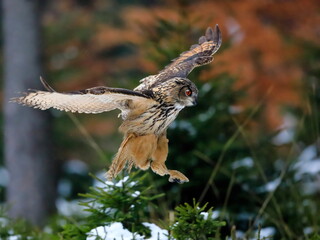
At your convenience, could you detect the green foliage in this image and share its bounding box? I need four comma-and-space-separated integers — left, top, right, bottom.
309, 234, 320, 240
0, 174, 230, 240
61, 175, 226, 240
7, 172, 320, 239
171, 199, 226, 240
0, 206, 59, 240
61, 172, 164, 239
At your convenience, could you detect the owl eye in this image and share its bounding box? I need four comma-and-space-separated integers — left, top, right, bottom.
185, 89, 192, 96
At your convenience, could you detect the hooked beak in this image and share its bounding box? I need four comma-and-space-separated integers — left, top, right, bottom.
192, 98, 198, 106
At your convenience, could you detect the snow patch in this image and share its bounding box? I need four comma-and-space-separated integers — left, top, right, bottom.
64, 159, 88, 175
293, 144, 320, 181
104, 176, 137, 188
56, 198, 87, 217
299, 145, 317, 162
295, 159, 320, 176
272, 129, 294, 145
142, 222, 169, 240
232, 157, 254, 169
272, 114, 297, 145
200, 210, 220, 220
257, 177, 281, 193
86, 222, 169, 240
303, 226, 314, 235
0, 217, 9, 227
256, 227, 276, 238
6, 235, 22, 240
87, 223, 140, 240
93, 172, 137, 190
132, 191, 141, 197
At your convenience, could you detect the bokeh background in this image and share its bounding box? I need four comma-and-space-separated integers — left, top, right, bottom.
1, 0, 320, 239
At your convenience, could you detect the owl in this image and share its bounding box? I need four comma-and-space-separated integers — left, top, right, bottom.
13, 25, 222, 183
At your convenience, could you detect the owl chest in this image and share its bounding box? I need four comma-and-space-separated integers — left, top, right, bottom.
122, 104, 181, 135
149, 107, 180, 134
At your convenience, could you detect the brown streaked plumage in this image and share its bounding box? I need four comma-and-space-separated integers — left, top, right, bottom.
12, 25, 222, 183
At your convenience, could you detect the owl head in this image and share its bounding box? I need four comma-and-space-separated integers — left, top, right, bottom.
175, 78, 198, 107
152, 77, 198, 108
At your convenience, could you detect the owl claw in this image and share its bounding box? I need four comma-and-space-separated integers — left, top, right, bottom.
168, 170, 189, 184
169, 177, 189, 184
171, 178, 182, 184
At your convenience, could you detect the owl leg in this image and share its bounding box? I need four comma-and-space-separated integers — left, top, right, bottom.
106, 133, 157, 180
106, 133, 135, 181
167, 170, 189, 184
150, 135, 169, 176
127, 134, 157, 170
151, 134, 189, 183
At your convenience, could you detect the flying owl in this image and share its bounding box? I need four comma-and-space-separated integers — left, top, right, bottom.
13, 25, 222, 183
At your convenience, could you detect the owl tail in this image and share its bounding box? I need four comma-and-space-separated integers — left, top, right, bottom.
105, 133, 135, 181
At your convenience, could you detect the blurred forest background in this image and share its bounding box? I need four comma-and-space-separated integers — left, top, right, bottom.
1, 0, 320, 239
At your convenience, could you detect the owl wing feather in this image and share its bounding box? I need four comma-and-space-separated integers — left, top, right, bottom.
162, 24, 222, 75
134, 25, 222, 92
12, 78, 153, 114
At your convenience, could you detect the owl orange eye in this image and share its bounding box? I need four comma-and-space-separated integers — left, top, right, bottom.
185, 89, 192, 96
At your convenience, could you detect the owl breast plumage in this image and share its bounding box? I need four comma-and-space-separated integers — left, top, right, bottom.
12, 25, 222, 183
120, 78, 198, 135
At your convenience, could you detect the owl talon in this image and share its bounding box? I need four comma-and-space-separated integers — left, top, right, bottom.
171, 178, 182, 184
169, 177, 189, 184
168, 170, 189, 184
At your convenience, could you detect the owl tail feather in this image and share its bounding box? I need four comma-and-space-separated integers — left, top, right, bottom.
105, 133, 135, 181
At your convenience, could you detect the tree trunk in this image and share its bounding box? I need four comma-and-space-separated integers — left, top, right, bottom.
2, 0, 56, 225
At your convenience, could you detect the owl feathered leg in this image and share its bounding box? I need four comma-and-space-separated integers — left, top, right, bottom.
106, 133, 135, 181
106, 133, 189, 183
126, 134, 157, 170
106, 133, 157, 180
150, 134, 169, 176
151, 134, 189, 183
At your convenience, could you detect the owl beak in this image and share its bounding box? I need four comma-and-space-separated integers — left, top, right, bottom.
192, 99, 198, 106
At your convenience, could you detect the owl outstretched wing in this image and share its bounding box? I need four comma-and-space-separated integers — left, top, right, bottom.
12, 78, 153, 115
134, 24, 222, 92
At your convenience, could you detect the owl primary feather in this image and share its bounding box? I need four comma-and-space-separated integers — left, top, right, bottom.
13, 25, 222, 183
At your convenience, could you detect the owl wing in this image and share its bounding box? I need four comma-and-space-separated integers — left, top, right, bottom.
134, 25, 222, 92
12, 78, 153, 115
